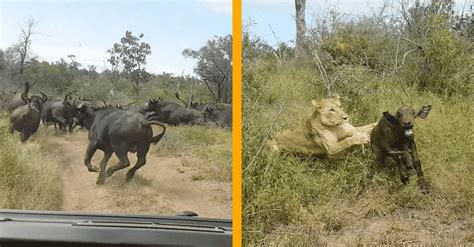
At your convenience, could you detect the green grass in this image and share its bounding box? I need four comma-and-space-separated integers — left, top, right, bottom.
0, 117, 62, 210
243, 61, 474, 245
153, 125, 232, 182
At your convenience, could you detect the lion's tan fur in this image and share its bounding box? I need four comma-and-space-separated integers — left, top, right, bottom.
266, 95, 376, 158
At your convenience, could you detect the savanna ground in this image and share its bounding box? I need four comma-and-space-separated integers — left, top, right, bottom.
242, 1, 473, 244
0, 114, 232, 219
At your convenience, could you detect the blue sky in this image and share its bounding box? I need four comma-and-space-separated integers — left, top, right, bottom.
0, 0, 232, 75
243, 0, 469, 47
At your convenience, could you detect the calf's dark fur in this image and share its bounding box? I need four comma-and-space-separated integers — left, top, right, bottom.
370, 105, 431, 191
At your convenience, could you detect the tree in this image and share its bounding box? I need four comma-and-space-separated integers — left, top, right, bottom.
11, 18, 37, 81
399, 0, 468, 95
0, 49, 6, 72
108, 31, 151, 99
295, 0, 307, 57
183, 35, 232, 103
105, 47, 122, 88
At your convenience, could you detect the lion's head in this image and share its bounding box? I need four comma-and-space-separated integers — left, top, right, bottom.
311, 95, 349, 126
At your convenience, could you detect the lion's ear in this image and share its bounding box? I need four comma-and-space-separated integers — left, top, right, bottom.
330, 94, 341, 103
312, 99, 321, 108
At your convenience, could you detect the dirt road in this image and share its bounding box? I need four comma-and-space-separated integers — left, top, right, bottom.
48, 130, 231, 219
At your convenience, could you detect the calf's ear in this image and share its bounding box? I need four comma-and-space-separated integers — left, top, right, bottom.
416, 105, 431, 119
383, 111, 398, 125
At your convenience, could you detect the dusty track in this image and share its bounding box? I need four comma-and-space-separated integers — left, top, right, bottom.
47, 130, 231, 219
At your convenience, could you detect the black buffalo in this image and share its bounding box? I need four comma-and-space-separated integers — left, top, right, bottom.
116, 102, 149, 115
175, 92, 231, 112
203, 105, 232, 128
75, 104, 166, 184
147, 100, 204, 126
7, 82, 47, 113
9, 93, 44, 142
41, 93, 76, 132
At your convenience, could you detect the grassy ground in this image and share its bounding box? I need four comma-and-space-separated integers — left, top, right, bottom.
153, 125, 232, 182
0, 116, 62, 210
242, 61, 474, 245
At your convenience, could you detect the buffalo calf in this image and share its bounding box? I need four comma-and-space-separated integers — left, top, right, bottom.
370, 105, 431, 191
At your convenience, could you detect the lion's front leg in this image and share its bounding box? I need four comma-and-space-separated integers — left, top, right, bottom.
356, 122, 377, 136
317, 132, 369, 158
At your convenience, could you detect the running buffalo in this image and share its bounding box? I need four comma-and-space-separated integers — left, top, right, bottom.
7, 82, 47, 113
41, 93, 76, 132
75, 104, 166, 184
9, 92, 45, 142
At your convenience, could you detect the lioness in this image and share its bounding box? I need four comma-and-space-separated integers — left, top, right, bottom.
266, 95, 376, 159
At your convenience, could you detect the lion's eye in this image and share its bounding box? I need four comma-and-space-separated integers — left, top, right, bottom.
330, 108, 335, 112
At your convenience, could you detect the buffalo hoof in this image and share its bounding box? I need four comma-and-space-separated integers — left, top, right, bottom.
87, 166, 99, 172
418, 180, 431, 194
96, 177, 105, 185
125, 172, 135, 182
400, 174, 409, 185
105, 169, 115, 177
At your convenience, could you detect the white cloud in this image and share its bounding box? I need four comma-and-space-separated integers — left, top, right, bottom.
197, 0, 232, 15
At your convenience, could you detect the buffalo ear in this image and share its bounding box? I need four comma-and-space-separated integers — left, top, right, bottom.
383, 111, 398, 125
416, 105, 431, 119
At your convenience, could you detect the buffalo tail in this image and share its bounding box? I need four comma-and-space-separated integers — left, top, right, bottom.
144, 121, 166, 144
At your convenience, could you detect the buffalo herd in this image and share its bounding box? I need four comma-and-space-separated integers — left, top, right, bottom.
2, 82, 232, 184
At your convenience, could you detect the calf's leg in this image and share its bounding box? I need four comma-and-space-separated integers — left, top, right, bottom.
388, 153, 409, 184
372, 145, 386, 167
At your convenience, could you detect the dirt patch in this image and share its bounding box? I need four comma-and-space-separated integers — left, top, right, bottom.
48, 130, 231, 219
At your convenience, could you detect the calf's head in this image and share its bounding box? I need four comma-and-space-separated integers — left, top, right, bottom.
383, 105, 431, 137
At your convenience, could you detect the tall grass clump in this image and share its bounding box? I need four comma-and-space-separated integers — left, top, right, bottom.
0, 118, 62, 210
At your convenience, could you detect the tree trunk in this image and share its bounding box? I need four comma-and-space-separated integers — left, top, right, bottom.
295, 0, 306, 58
132, 80, 139, 99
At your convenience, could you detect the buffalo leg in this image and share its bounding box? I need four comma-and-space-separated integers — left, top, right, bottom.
20, 132, 31, 143
96, 149, 113, 185
9, 125, 14, 134
126, 151, 147, 182
388, 153, 409, 184
372, 145, 386, 167
84, 142, 99, 172
410, 143, 429, 193
105, 151, 130, 178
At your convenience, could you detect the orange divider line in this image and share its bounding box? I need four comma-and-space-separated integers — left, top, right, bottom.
232, 0, 242, 246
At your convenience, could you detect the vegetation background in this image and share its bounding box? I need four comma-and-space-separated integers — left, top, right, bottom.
242, 0, 472, 245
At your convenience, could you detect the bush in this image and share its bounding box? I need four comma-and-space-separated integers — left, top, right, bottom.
0, 119, 62, 210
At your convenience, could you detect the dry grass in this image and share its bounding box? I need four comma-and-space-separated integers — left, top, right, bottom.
0, 117, 62, 210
